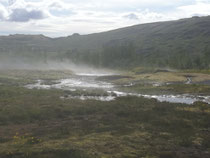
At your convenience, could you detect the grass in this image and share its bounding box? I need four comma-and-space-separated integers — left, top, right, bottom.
99, 67, 210, 95
120, 83, 210, 95
0, 70, 210, 158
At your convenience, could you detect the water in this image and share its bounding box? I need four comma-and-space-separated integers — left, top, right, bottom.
25, 73, 210, 104
26, 80, 51, 89
61, 95, 115, 101
26, 75, 113, 90
107, 91, 209, 104
185, 77, 192, 84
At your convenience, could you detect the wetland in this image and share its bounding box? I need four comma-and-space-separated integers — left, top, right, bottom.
0, 69, 210, 158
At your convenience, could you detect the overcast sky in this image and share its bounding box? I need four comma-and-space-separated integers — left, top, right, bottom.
0, 0, 210, 37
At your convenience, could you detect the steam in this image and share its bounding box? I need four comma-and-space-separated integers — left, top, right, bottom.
0, 56, 115, 76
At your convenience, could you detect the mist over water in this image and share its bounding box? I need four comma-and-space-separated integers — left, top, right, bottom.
0, 58, 114, 75
1, 56, 209, 105
0, 59, 75, 70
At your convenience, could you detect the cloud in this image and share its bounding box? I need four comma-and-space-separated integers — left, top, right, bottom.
0, 3, 7, 20
178, 0, 210, 16
0, 0, 210, 37
2, 0, 50, 22
9, 8, 47, 22
0, 12, 4, 20
48, 1, 75, 17
196, 0, 210, 2
8, 0, 17, 6
123, 13, 139, 20
8, 0, 25, 8
49, 1, 64, 10
48, 0, 74, 10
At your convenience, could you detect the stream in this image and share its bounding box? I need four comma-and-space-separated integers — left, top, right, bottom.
25, 72, 210, 105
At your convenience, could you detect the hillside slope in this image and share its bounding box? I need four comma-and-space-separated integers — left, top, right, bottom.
0, 16, 210, 69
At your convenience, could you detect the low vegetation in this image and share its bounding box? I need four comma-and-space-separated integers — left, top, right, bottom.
0, 70, 209, 158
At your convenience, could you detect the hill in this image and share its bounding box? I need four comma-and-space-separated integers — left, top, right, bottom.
0, 16, 210, 69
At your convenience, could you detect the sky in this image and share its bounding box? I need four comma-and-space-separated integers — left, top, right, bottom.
0, 0, 210, 37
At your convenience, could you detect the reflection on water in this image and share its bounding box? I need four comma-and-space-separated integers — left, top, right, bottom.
61, 95, 116, 101
25, 73, 210, 104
